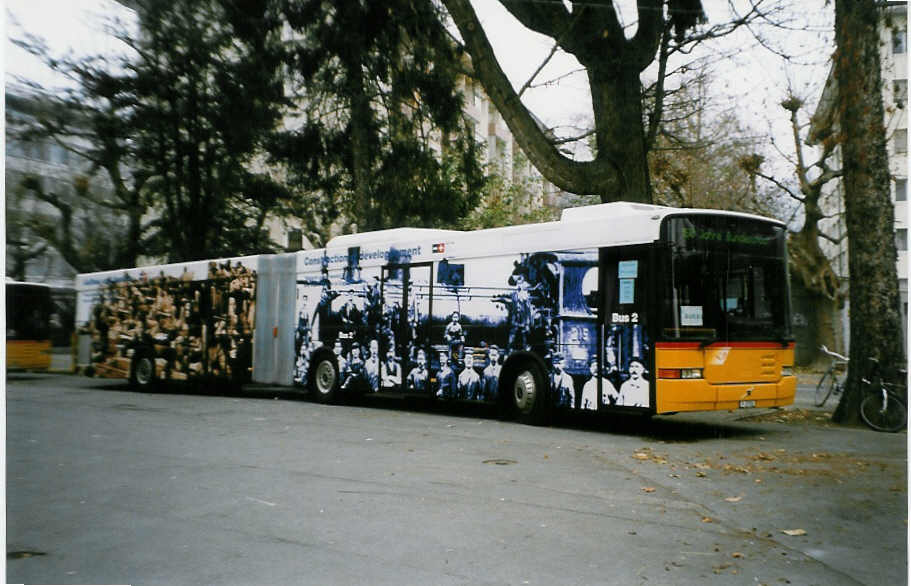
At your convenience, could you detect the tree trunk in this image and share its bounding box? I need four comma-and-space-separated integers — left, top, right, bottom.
832, 0, 905, 424
350, 70, 375, 231
441, 0, 653, 203
590, 64, 652, 203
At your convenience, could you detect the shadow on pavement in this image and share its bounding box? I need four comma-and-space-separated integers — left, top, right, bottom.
72, 376, 774, 442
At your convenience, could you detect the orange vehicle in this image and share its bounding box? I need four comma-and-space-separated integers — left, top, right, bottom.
6, 281, 55, 371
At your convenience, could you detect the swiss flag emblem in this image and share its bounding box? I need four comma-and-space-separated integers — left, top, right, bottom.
432, 243, 445, 254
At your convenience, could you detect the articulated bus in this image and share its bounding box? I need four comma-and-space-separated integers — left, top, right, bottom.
75, 202, 796, 423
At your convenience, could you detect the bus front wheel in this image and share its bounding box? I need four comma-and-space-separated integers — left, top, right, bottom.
511, 363, 550, 426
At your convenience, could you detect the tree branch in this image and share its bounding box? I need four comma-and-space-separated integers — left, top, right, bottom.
753, 170, 805, 202
518, 42, 560, 99
630, 0, 665, 72
442, 0, 608, 195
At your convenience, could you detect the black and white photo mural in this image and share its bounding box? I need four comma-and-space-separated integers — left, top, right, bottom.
293, 244, 651, 410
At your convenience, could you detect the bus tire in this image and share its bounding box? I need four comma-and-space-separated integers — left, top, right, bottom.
508, 361, 550, 426
309, 351, 339, 404
130, 351, 157, 391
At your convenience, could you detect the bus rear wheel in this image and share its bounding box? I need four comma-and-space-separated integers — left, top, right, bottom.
310, 354, 339, 404
130, 353, 156, 390
511, 363, 550, 426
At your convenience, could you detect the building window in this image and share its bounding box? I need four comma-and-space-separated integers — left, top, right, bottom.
894, 28, 907, 54
896, 129, 908, 154
895, 79, 908, 109
465, 115, 477, 141
897, 178, 908, 202
7, 140, 25, 158
287, 229, 302, 251
897, 228, 908, 252
49, 143, 69, 166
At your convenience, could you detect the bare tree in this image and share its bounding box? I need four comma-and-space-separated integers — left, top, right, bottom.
14, 174, 131, 274
745, 93, 846, 365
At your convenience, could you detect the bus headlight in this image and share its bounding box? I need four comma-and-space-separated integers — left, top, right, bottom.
681, 368, 703, 379
781, 366, 794, 377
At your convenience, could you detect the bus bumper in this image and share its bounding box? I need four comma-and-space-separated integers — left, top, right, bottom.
655, 376, 797, 414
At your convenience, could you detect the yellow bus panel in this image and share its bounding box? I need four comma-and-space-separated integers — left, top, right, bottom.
654, 342, 796, 413
7, 340, 52, 371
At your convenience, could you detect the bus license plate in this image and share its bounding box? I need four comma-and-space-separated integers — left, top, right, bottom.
739, 400, 756, 409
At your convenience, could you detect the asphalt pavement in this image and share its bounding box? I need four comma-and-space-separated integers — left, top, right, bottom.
4, 373, 907, 585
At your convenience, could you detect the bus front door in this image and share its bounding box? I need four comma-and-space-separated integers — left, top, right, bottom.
380, 263, 433, 393
599, 245, 654, 410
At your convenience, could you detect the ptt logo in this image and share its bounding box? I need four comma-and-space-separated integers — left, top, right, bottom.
432, 243, 445, 254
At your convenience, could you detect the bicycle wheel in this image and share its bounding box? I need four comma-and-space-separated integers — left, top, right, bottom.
815, 367, 837, 407
860, 390, 907, 432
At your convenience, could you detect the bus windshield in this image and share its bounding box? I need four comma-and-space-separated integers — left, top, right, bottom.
661, 216, 791, 342
6, 283, 54, 341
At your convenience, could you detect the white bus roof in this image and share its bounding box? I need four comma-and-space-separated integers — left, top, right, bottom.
321, 202, 784, 259
327, 227, 464, 248
5, 279, 55, 288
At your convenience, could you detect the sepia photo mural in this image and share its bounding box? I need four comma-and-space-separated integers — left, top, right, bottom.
79, 258, 257, 383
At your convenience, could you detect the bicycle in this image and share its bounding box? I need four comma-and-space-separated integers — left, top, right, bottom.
859, 357, 907, 433
816, 345, 848, 407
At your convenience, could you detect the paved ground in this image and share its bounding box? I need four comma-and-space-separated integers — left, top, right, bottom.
5, 373, 907, 585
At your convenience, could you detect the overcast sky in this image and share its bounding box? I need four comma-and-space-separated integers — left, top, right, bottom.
5, 0, 834, 169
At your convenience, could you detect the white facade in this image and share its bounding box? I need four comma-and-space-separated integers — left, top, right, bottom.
5, 89, 121, 288
458, 77, 564, 209
882, 2, 908, 324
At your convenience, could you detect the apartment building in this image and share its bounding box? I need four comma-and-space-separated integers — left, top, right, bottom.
458, 76, 568, 209
5, 88, 118, 288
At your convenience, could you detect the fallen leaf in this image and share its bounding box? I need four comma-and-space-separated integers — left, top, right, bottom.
725, 496, 742, 503
701, 516, 713, 523
642, 486, 656, 493
731, 552, 744, 559
633, 452, 650, 460
781, 529, 807, 536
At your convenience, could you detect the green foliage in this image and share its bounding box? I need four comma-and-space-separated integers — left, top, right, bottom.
461, 151, 558, 230
274, 0, 486, 244
130, 0, 290, 261
12, 0, 293, 265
